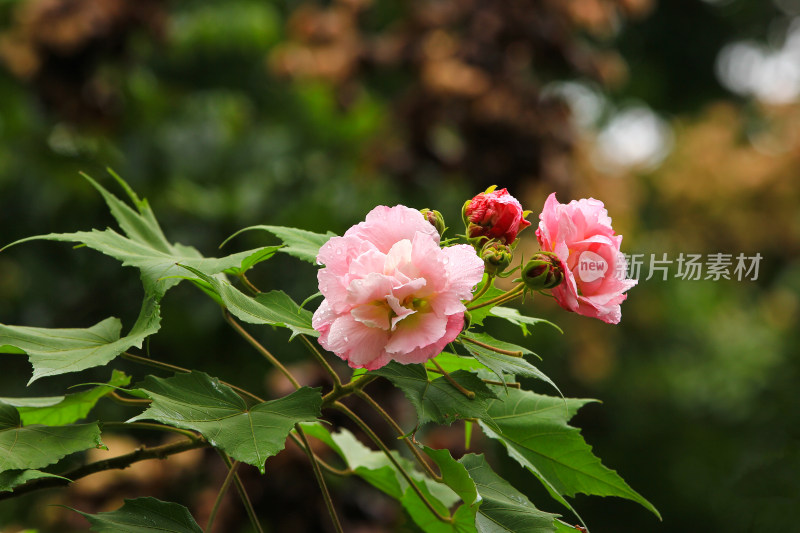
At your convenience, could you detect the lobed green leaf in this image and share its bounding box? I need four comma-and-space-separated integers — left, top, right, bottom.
221, 225, 336, 264
13, 370, 130, 426
459, 454, 560, 533
0, 469, 70, 493
181, 265, 317, 338
0, 296, 160, 384
0, 404, 103, 474
487, 307, 562, 336
478, 388, 660, 519
130, 372, 321, 473
70, 497, 203, 532
460, 332, 559, 393
371, 363, 499, 429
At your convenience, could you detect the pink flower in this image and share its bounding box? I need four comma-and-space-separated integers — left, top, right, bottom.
464, 188, 531, 245
312, 205, 485, 370
536, 193, 637, 324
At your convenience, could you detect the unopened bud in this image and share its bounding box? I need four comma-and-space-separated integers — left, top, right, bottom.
420, 208, 446, 237
522, 251, 564, 290
481, 241, 513, 275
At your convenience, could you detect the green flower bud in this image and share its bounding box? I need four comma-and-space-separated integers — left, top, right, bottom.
420, 208, 446, 237
481, 241, 513, 275
522, 251, 564, 290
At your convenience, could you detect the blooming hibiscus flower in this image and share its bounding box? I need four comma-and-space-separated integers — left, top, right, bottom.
536, 193, 637, 324
312, 205, 485, 369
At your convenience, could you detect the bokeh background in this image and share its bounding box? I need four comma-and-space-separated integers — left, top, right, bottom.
0, 0, 798, 531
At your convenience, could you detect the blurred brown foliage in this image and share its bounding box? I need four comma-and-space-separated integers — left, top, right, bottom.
0, 0, 165, 126
271, 0, 654, 190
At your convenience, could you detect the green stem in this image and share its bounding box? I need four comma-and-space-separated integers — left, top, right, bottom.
466, 283, 525, 311
301, 335, 342, 388
321, 374, 377, 408
482, 379, 521, 388
238, 273, 261, 295
295, 424, 345, 533
108, 390, 151, 406
121, 351, 189, 374
224, 310, 301, 390
354, 389, 442, 481
333, 402, 452, 524
430, 358, 475, 399
206, 460, 240, 533
470, 275, 495, 302
459, 335, 524, 357
101, 421, 201, 441
289, 431, 351, 476
218, 451, 265, 533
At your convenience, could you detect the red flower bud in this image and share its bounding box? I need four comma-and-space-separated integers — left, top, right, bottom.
463, 187, 531, 246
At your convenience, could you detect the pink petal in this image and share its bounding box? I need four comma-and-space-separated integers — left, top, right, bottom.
441, 244, 485, 300
391, 314, 463, 364
346, 205, 440, 254
385, 311, 448, 354
324, 314, 390, 368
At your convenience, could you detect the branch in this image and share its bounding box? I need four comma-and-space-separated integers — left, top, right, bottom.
0, 438, 208, 501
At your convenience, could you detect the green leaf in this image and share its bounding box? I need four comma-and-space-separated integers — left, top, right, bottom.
0, 296, 161, 384
0, 404, 103, 474
14, 370, 130, 426
426, 353, 492, 374
71, 497, 202, 533
0, 469, 70, 492
181, 265, 317, 338
130, 372, 321, 473
371, 363, 498, 429
221, 225, 336, 264
423, 447, 479, 506
4, 175, 271, 298
223, 245, 283, 276
479, 388, 660, 519
487, 307, 563, 336
300, 424, 463, 531
459, 454, 559, 533
460, 332, 559, 393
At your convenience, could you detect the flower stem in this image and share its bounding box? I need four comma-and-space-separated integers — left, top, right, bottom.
321, 374, 377, 408
301, 335, 342, 388
288, 431, 351, 476
224, 310, 301, 390
430, 358, 475, 399
108, 390, 151, 406
238, 273, 261, 295
333, 402, 452, 524
217, 451, 265, 533
206, 460, 240, 532
459, 335, 524, 357
482, 379, 520, 388
295, 424, 345, 533
354, 389, 442, 481
466, 283, 525, 311
470, 275, 495, 302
